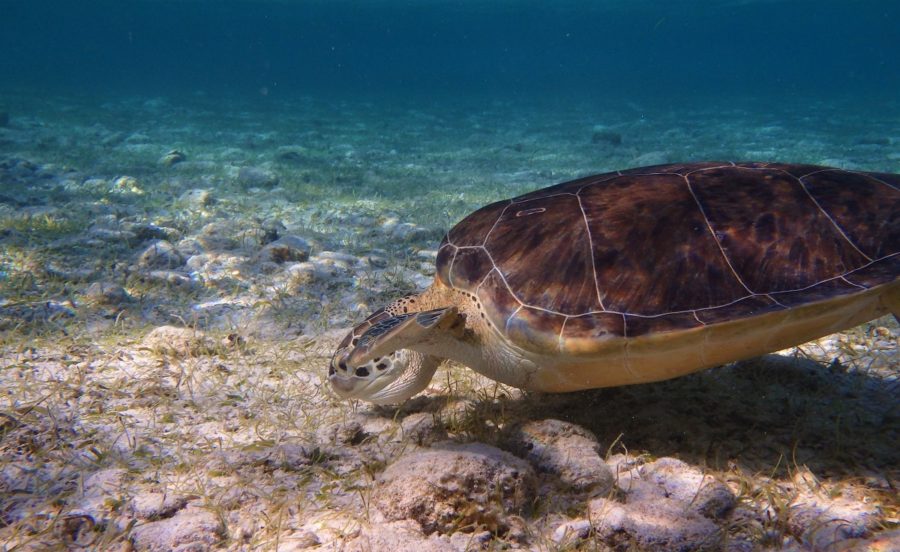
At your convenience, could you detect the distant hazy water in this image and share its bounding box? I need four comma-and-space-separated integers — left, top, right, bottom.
1, 0, 898, 104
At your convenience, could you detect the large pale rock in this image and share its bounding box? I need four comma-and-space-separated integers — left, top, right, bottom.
130, 506, 223, 551
83, 469, 128, 497
507, 419, 614, 494
374, 442, 536, 534
343, 520, 458, 552
640, 457, 736, 519
272, 529, 320, 551
602, 455, 734, 549
302, 512, 361, 546
551, 518, 592, 544
589, 496, 720, 551
131, 492, 190, 520
397, 412, 446, 446
787, 470, 882, 550
831, 528, 900, 551
142, 326, 216, 357
69, 468, 129, 521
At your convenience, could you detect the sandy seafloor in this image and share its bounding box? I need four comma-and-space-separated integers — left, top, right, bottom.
0, 89, 898, 550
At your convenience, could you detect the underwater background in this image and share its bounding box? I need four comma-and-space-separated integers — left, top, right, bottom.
1, 1, 900, 550
2, 0, 900, 102
2, 0, 899, 224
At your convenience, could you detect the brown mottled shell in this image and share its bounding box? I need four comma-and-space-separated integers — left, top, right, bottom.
435, 162, 900, 355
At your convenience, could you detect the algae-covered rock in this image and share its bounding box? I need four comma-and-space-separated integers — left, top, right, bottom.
786, 469, 882, 550
83, 281, 131, 306
257, 235, 311, 263
589, 496, 720, 551
374, 442, 536, 534
137, 240, 184, 269
343, 520, 458, 552
130, 505, 223, 552
506, 418, 614, 494
640, 457, 736, 519
142, 325, 217, 357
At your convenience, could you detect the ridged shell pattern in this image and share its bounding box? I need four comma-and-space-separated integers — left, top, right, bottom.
435, 162, 900, 352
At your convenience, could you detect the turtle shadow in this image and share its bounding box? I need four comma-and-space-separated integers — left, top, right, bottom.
387, 353, 898, 479
492, 354, 898, 478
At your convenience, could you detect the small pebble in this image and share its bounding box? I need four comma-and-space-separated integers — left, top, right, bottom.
112, 175, 144, 195
237, 166, 279, 189
159, 149, 186, 167
258, 235, 311, 263
83, 282, 131, 306
137, 240, 184, 269
142, 325, 216, 357
179, 188, 214, 208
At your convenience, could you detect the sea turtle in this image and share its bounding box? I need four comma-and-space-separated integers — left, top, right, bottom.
329, 162, 899, 404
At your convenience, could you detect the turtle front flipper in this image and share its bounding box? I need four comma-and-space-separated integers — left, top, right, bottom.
347, 307, 461, 366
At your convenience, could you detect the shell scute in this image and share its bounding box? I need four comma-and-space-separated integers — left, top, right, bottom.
688, 166, 869, 293
800, 169, 900, 259
449, 246, 494, 292
559, 313, 626, 355
693, 296, 783, 325
770, 278, 865, 308
506, 307, 566, 353
485, 194, 601, 313
476, 269, 520, 330
844, 255, 900, 289
622, 161, 731, 176
435, 242, 456, 288
448, 199, 508, 246
625, 312, 705, 337
579, 173, 747, 313
766, 163, 831, 179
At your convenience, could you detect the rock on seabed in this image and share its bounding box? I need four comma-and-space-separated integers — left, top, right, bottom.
506, 418, 614, 494
374, 442, 536, 535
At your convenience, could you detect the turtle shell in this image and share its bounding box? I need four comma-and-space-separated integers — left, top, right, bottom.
435, 162, 900, 355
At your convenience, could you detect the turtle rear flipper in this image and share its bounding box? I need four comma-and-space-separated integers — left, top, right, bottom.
347, 307, 462, 365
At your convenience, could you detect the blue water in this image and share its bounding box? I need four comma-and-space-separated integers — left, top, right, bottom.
2, 0, 898, 103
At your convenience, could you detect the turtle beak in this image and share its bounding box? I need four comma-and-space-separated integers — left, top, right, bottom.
329, 373, 357, 395
328, 350, 357, 396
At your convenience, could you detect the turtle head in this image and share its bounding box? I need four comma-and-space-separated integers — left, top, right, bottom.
329, 346, 434, 405
328, 304, 460, 404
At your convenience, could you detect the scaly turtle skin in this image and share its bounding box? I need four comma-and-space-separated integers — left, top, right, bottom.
329, 162, 900, 404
